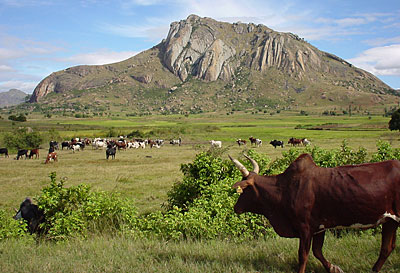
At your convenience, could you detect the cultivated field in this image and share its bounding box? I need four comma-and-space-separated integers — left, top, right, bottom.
1, 112, 400, 272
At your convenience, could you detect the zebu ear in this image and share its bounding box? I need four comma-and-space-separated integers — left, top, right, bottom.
233, 179, 254, 194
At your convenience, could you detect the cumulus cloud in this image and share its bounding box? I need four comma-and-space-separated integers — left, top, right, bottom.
0, 64, 15, 72
364, 36, 400, 47
57, 49, 139, 65
348, 44, 400, 77
101, 23, 169, 40
0, 80, 37, 93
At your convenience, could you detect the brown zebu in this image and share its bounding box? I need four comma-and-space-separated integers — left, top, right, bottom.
230, 153, 400, 273
45, 152, 57, 164
28, 148, 39, 159
288, 137, 303, 146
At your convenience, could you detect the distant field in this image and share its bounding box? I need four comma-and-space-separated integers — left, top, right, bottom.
0, 112, 398, 213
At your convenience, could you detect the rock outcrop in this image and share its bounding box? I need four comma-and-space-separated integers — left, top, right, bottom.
29, 14, 395, 104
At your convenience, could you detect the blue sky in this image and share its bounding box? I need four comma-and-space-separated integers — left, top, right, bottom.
0, 0, 399, 94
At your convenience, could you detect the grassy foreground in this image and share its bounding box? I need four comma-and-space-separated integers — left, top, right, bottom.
1, 113, 400, 272
1, 233, 399, 273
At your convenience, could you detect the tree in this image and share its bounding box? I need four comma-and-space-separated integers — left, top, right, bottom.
389, 109, 400, 131
3, 128, 43, 149
8, 114, 26, 122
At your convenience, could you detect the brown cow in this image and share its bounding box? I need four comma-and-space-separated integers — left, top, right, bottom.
28, 148, 39, 159
230, 153, 400, 273
288, 137, 303, 146
236, 139, 247, 146
45, 152, 57, 164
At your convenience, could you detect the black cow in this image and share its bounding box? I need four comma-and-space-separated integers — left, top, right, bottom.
16, 149, 29, 160
106, 146, 116, 159
61, 141, 69, 150
14, 198, 45, 234
49, 141, 59, 150
269, 140, 284, 148
0, 147, 9, 157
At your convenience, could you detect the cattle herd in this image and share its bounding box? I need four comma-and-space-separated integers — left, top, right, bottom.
8, 132, 400, 273
0, 136, 311, 164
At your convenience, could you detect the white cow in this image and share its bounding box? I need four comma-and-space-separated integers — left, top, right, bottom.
210, 140, 222, 148
303, 138, 311, 146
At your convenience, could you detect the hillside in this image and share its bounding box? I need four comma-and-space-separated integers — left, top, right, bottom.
26, 15, 398, 115
0, 89, 27, 107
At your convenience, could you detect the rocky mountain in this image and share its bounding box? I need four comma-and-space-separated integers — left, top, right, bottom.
0, 89, 27, 107
28, 15, 398, 115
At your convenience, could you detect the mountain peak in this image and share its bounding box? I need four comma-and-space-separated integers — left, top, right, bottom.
28, 15, 397, 114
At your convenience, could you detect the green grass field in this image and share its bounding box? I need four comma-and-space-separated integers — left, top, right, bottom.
1, 112, 400, 272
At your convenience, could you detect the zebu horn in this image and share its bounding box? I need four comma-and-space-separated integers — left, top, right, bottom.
243, 154, 259, 174
229, 155, 250, 177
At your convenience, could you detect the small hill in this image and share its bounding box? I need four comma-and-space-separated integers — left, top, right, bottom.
0, 89, 27, 107
27, 15, 399, 115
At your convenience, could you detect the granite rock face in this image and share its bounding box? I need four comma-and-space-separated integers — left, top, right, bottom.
29, 14, 394, 102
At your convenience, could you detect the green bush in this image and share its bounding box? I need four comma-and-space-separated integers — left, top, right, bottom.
3, 128, 43, 150
371, 140, 400, 162
139, 149, 275, 241
0, 209, 29, 240
36, 173, 138, 240
8, 114, 27, 122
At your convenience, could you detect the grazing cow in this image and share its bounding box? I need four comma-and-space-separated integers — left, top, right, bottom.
302, 138, 311, 146
155, 139, 164, 146
61, 141, 69, 150
0, 147, 9, 158
14, 198, 45, 234
210, 140, 222, 148
115, 141, 126, 150
49, 141, 59, 150
249, 136, 257, 146
45, 152, 57, 164
236, 139, 247, 146
269, 140, 284, 148
288, 137, 303, 146
28, 148, 40, 159
92, 140, 106, 149
170, 137, 182, 146
106, 146, 116, 159
249, 137, 262, 147
16, 149, 29, 160
230, 153, 400, 273
70, 144, 81, 153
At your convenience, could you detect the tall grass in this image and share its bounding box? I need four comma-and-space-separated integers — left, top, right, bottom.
1, 233, 399, 272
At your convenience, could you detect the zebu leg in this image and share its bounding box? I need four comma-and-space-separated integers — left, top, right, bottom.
372, 219, 398, 272
312, 231, 343, 273
298, 231, 312, 273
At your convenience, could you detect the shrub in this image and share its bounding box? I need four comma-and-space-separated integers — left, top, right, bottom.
3, 128, 43, 150
139, 149, 275, 241
371, 140, 400, 162
36, 173, 138, 240
8, 114, 27, 122
0, 209, 29, 239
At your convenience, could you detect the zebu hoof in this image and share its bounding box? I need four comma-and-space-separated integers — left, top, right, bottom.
330, 264, 344, 273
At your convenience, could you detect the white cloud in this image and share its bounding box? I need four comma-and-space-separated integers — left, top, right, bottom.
348, 44, 400, 77
58, 49, 139, 65
364, 36, 400, 47
0, 80, 37, 93
101, 23, 168, 40
0, 64, 14, 72
335, 17, 368, 27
